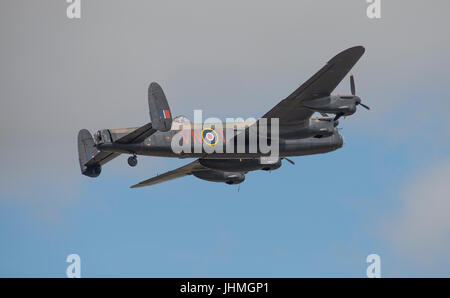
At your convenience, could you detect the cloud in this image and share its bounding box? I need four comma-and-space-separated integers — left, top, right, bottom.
383, 160, 450, 268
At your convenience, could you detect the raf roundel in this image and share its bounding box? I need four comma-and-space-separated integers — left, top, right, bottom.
202, 128, 218, 146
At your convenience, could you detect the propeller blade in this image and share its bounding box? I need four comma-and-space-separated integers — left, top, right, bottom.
359, 103, 370, 110
334, 113, 343, 121
283, 158, 295, 165
350, 74, 356, 95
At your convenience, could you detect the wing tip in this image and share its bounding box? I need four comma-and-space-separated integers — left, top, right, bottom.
327, 45, 366, 65
346, 45, 365, 54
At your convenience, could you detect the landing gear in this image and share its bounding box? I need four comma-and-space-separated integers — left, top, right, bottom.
128, 155, 138, 167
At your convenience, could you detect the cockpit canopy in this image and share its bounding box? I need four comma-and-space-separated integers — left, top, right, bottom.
173, 115, 191, 124
171, 115, 192, 130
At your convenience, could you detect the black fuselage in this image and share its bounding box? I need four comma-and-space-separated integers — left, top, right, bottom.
97, 127, 344, 159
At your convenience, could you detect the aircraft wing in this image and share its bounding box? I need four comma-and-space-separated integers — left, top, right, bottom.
130, 160, 206, 188
263, 46, 365, 124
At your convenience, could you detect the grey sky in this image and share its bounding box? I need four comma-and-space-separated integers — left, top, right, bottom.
1, 1, 449, 139
1, 0, 450, 275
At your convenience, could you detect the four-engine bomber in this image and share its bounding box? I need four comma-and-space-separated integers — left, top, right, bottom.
77, 46, 368, 188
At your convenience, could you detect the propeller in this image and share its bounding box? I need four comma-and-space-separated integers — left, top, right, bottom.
283, 157, 295, 165
359, 102, 370, 110
350, 74, 370, 110
350, 73, 356, 95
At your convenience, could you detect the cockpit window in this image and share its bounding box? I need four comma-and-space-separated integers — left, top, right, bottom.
171, 115, 192, 130
173, 115, 191, 124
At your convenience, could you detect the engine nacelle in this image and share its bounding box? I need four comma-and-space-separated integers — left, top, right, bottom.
199, 158, 282, 172
302, 95, 359, 116
260, 159, 282, 171
279, 118, 335, 139
192, 170, 245, 185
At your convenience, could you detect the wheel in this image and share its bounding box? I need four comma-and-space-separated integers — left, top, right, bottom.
128, 155, 137, 167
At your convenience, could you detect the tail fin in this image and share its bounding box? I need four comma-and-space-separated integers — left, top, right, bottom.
77, 129, 102, 177
148, 82, 172, 132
